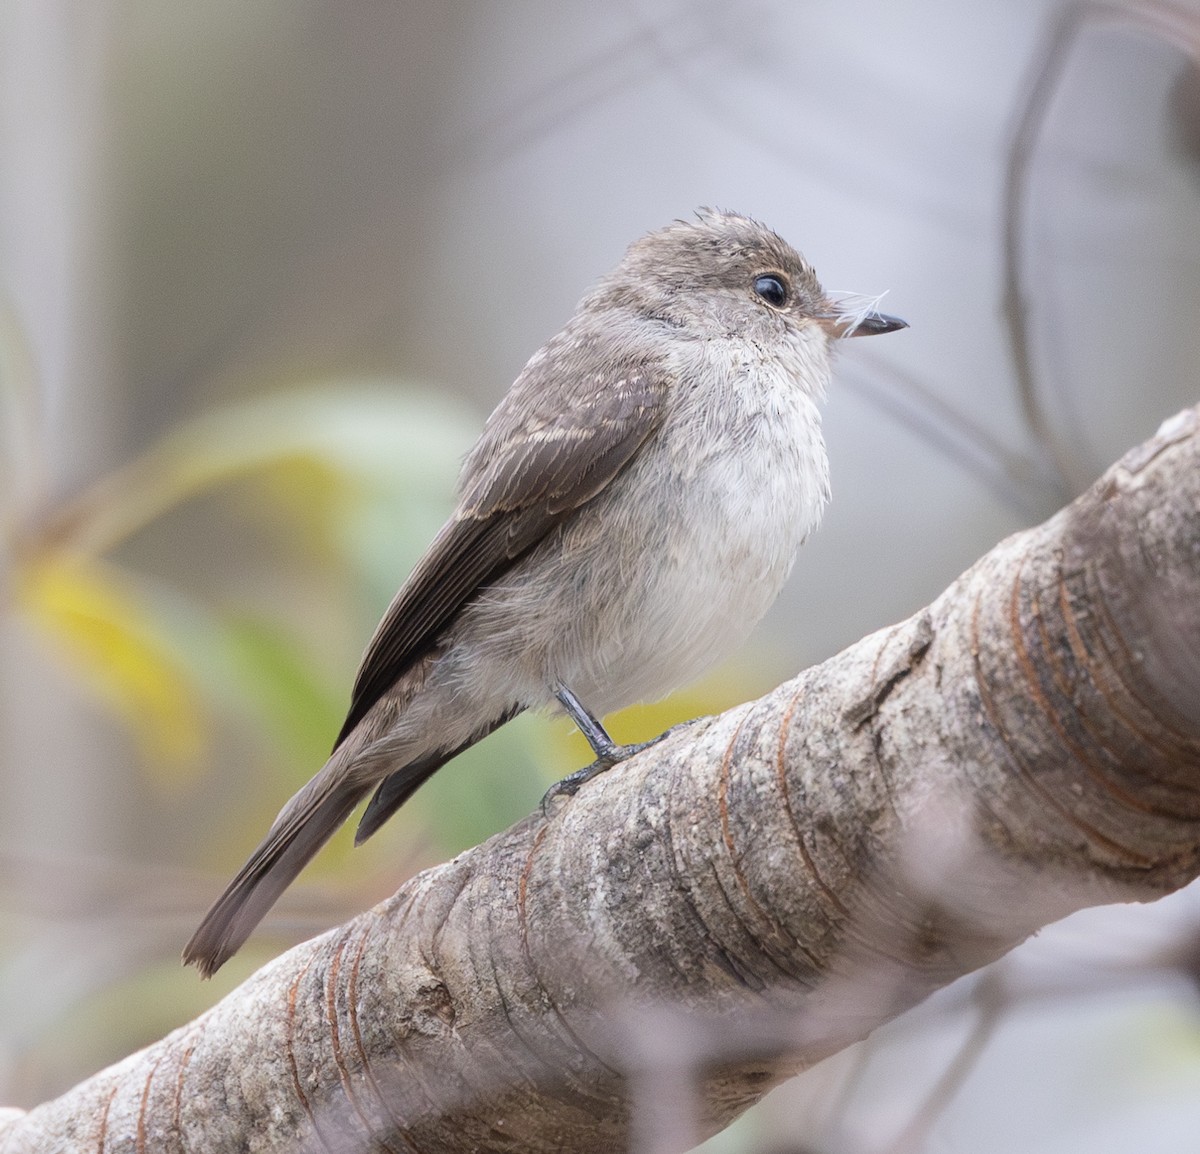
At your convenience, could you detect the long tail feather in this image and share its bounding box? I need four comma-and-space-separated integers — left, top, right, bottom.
183, 775, 369, 978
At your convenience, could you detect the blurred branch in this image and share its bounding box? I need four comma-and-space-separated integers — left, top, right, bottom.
1003, 0, 1200, 498
0, 298, 47, 535
2, 405, 1199, 1153
883, 972, 1006, 1154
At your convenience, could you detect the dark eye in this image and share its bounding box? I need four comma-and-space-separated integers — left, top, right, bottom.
753, 274, 789, 308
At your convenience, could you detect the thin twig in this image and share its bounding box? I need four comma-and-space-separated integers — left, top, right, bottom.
1001, 0, 1200, 499
883, 973, 1007, 1154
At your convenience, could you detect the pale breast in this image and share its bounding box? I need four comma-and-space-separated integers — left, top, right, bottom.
551, 342, 831, 713
454, 333, 832, 718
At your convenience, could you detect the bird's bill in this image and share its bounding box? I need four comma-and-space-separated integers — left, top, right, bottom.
817, 309, 908, 339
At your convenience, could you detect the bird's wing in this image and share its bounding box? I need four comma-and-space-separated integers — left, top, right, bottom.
333, 354, 671, 748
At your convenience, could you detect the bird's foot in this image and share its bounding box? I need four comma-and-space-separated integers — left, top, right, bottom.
539, 720, 696, 815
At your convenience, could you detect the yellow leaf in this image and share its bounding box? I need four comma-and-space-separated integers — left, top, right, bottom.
16, 552, 207, 783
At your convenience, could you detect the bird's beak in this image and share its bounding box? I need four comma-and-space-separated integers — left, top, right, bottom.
816, 307, 908, 339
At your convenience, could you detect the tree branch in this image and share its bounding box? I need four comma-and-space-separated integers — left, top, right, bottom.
4, 406, 1199, 1154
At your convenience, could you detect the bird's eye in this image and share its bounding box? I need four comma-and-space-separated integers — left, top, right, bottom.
753, 274, 789, 308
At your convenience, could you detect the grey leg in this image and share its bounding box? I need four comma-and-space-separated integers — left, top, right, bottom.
541, 685, 679, 811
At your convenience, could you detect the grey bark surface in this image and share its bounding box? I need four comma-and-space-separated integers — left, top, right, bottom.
3, 406, 1199, 1154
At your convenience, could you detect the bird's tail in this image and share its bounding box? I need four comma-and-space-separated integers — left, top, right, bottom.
184, 703, 524, 977
182, 772, 370, 978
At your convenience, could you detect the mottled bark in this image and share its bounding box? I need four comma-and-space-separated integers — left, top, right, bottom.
4, 407, 1199, 1154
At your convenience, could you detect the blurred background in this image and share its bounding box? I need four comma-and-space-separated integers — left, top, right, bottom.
2, 0, 1200, 1149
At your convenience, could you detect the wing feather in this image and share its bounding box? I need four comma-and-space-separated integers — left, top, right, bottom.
333, 357, 670, 748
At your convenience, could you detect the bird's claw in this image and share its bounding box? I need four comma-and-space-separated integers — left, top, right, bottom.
538, 720, 698, 816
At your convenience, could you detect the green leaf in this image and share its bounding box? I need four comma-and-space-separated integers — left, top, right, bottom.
48, 381, 476, 565
216, 611, 344, 768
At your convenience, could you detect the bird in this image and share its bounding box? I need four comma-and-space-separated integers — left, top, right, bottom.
183, 209, 906, 976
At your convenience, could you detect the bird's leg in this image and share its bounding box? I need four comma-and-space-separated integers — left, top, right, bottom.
554, 684, 624, 762
541, 685, 677, 811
